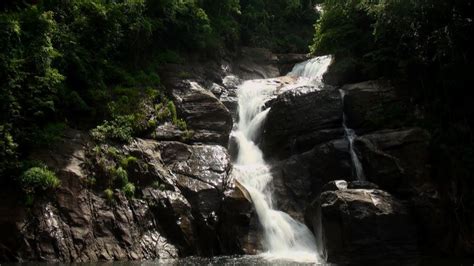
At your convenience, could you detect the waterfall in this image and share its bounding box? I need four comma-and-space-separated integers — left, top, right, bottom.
231, 58, 335, 262
289, 55, 332, 83
339, 89, 365, 180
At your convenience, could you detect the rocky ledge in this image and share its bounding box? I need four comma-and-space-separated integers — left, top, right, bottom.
306, 180, 418, 264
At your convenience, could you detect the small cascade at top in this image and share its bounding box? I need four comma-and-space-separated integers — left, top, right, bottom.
289, 55, 332, 84
339, 89, 365, 180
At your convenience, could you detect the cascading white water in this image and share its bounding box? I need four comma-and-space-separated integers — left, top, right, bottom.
339, 89, 365, 180
289, 55, 332, 83
231, 57, 334, 263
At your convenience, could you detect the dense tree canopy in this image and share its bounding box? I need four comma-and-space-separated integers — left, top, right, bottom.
0, 0, 319, 188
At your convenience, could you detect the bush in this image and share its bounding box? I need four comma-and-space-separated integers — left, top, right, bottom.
30, 122, 66, 148
91, 115, 135, 143
167, 101, 178, 124
122, 182, 135, 198
19, 166, 60, 193
176, 119, 187, 131
114, 167, 128, 187
104, 188, 114, 202
120, 156, 138, 168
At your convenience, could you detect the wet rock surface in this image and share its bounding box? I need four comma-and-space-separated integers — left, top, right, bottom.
262, 87, 343, 158
307, 181, 418, 264
0, 130, 259, 262
340, 80, 414, 134
354, 127, 431, 196
169, 81, 233, 146
270, 139, 352, 221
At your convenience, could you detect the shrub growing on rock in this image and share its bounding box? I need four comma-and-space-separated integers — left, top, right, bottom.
104, 188, 114, 202
122, 182, 135, 198
19, 166, 60, 194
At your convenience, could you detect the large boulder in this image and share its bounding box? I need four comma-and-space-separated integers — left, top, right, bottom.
307, 181, 418, 264
156, 141, 232, 256
271, 139, 352, 222
209, 76, 241, 118
340, 80, 414, 134
169, 81, 233, 146
143, 188, 196, 256
231, 47, 280, 80
353, 128, 431, 196
322, 56, 367, 86
262, 87, 343, 158
218, 180, 263, 255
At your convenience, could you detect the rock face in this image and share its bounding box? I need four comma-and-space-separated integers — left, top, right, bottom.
307, 181, 418, 264
0, 131, 260, 262
170, 81, 233, 146
270, 139, 352, 221
341, 80, 413, 134
262, 87, 343, 158
354, 128, 431, 196
231, 47, 280, 80
218, 182, 262, 255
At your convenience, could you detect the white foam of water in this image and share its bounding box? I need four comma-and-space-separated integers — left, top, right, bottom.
289, 55, 332, 84
231, 61, 335, 262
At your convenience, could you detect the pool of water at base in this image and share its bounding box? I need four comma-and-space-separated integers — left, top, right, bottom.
2, 255, 474, 266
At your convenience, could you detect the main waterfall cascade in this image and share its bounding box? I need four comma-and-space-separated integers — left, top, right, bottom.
230, 56, 333, 262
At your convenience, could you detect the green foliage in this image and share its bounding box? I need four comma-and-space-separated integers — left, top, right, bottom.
122, 182, 136, 198
114, 167, 129, 187
19, 166, 60, 194
30, 122, 66, 148
120, 156, 138, 169
167, 101, 178, 125
176, 119, 188, 131
240, 0, 319, 52
0, 125, 19, 178
91, 115, 135, 143
104, 188, 114, 202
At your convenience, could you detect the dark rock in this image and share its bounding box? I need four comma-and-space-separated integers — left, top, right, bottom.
341, 80, 413, 134
0, 176, 180, 262
143, 188, 196, 255
232, 47, 280, 79
277, 53, 310, 75
354, 128, 431, 196
218, 180, 262, 255
322, 56, 367, 86
170, 81, 233, 146
219, 75, 241, 118
308, 187, 418, 264
347, 180, 379, 190
157, 141, 231, 192
125, 138, 176, 188
149, 122, 187, 143
262, 87, 343, 158
0, 129, 251, 262
271, 139, 352, 221
156, 141, 232, 256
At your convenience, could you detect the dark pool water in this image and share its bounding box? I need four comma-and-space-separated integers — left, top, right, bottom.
2, 255, 474, 265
